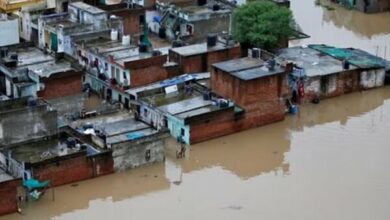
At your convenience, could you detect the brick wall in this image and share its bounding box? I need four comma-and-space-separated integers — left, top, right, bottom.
111, 9, 144, 40
190, 105, 285, 144
37, 71, 83, 100
30, 151, 113, 187
212, 68, 285, 108
301, 70, 361, 103
131, 66, 169, 87
0, 178, 21, 216
191, 69, 286, 144
170, 45, 242, 74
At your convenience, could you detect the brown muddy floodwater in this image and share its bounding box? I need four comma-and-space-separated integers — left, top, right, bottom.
2, 1, 390, 220
3, 85, 390, 220
290, 0, 390, 56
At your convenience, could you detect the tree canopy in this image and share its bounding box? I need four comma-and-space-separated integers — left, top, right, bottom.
232, 0, 295, 50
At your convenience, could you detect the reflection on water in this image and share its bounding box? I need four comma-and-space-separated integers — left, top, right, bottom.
290, 0, 390, 57
2, 86, 390, 220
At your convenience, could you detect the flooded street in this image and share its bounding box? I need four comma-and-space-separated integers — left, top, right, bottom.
290, 0, 390, 56
2, 1, 390, 220
3, 85, 390, 220
0, 87, 390, 220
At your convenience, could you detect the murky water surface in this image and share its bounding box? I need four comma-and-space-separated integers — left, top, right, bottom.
290, 0, 390, 56
2, 1, 390, 219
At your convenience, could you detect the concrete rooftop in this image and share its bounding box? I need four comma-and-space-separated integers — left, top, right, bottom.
276, 46, 358, 77
170, 42, 233, 57
126, 73, 210, 98
213, 57, 264, 73
3, 47, 74, 78
70, 2, 105, 15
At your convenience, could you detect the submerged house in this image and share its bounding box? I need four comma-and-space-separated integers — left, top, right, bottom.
336, 0, 390, 13
70, 30, 178, 108
276, 45, 387, 103
211, 54, 289, 135
70, 112, 169, 171
0, 97, 112, 187
127, 73, 240, 144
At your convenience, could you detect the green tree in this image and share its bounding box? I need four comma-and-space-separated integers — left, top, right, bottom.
232, 0, 295, 50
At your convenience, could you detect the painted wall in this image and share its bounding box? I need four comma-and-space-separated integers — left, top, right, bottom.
360, 68, 385, 89
167, 115, 190, 144
0, 19, 20, 47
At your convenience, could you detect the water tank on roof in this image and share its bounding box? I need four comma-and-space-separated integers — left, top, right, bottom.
342, 60, 350, 70
252, 48, 261, 58
207, 34, 217, 47
152, 50, 162, 56
0, 48, 8, 58
139, 44, 148, 53
111, 29, 118, 41
213, 4, 220, 11
27, 97, 38, 107
172, 40, 184, 48
267, 59, 276, 71
10, 53, 18, 61
122, 35, 130, 46
198, 0, 207, 6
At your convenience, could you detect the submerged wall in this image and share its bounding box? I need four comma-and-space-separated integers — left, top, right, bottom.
112, 132, 169, 171
0, 178, 22, 216
28, 151, 113, 187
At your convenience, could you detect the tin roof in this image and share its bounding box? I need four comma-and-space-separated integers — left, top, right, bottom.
309, 44, 388, 70
277, 46, 358, 77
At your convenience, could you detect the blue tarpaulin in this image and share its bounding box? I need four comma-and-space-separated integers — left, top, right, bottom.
23, 178, 50, 191
127, 132, 145, 140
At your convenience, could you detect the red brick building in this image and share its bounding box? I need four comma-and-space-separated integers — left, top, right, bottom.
37, 69, 83, 100
203, 57, 289, 139
123, 54, 179, 87
169, 41, 241, 74
28, 151, 113, 187
0, 174, 21, 216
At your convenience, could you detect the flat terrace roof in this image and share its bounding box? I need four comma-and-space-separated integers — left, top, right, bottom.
78, 37, 168, 65
22, 60, 73, 78
8, 135, 99, 164
126, 73, 210, 97
170, 42, 233, 57
0, 97, 47, 113
277, 46, 359, 77
309, 44, 389, 70
69, 2, 106, 15
45, 19, 80, 29
6, 47, 74, 78
71, 112, 159, 144
213, 57, 285, 80
180, 5, 231, 16
11, 47, 53, 68
213, 57, 263, 73
80, 37, 134, 54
